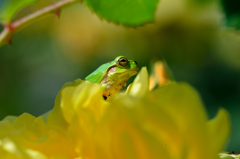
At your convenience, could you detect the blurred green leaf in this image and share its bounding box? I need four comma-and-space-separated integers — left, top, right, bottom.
0, 0, 37, 23
221, 0, 240, 29
84, 0, 159, 26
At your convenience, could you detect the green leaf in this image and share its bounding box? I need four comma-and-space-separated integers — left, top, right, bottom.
84, 0, 160, 26
221, 0, 240, 29
0, 0, 38, 23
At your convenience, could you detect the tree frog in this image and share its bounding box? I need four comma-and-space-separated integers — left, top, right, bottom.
85, 56, 139, 100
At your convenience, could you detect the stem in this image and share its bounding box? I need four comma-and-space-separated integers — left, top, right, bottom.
0, 0, 80, 47
0, 27, 10, 46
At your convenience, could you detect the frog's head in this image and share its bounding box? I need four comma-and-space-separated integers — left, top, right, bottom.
108, 56, 139, 81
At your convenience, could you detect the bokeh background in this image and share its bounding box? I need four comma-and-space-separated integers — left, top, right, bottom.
0, 0, 239, 153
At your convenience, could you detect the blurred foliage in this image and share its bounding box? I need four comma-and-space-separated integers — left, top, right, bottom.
0, 0, 37, 23
0, 0, 240, 154
221, 0, 240, 29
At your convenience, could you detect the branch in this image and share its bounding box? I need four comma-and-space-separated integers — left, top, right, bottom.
0, 0, 80, 47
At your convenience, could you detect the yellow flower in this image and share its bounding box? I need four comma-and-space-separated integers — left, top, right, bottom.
0, 113, 77, 158
0, 65, 231, 159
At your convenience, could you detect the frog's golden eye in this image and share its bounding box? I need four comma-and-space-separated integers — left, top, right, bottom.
118, 57, 129, 67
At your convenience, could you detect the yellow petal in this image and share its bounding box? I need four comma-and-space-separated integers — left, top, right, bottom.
0, 120, 14, 139
0, 138, 34, 159
65, 82, 107, 157
150, 83, 210, 159
127, 67, 149, 98
151, 82, 208, 125
206, 108, 231, 159
148, 75, 156, 91
2, 116, 18, 124
48, 79, 83, 128
0, 112, 78, 158
93, 96, 172, 159
61, 81, 106, 123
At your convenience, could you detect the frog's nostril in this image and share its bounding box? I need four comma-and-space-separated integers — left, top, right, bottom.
134, 61, 138, 65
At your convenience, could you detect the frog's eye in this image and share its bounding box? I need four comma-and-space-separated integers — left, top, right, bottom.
118, 57, 129, 67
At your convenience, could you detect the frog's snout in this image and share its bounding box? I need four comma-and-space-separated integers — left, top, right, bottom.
132, 61, 140, 73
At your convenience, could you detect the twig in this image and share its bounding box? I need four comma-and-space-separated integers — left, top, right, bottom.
0, 0, 80, 47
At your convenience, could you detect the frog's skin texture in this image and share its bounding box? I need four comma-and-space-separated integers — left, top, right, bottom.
85, 56, 139, 101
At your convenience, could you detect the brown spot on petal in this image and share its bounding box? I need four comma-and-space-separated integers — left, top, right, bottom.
103, 96, 107, 100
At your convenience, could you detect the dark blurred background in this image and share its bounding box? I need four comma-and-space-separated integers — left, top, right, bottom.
0, 0, 239, 153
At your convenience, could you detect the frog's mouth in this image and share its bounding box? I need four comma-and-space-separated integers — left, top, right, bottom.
101, 65, 139, 84
100, 65, 117, 85
107, 65, 139, 76
108, 66, 117, 74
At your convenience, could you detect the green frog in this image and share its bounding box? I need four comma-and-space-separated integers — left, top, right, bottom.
85, 56, 139, 100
